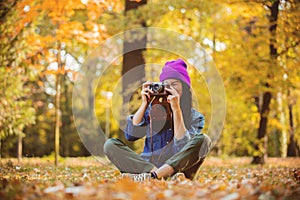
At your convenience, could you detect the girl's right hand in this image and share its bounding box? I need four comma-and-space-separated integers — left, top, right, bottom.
141, 81, 153, 103
132, 81, 153, 125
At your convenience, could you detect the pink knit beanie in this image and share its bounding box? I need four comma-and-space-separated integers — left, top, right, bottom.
159, 59, 190, 86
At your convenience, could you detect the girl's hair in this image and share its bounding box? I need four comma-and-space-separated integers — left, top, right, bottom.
180, 81, 192, 129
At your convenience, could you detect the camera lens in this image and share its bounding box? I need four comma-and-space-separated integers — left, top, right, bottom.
153, 83, 163, 93
153, 83, 160, 90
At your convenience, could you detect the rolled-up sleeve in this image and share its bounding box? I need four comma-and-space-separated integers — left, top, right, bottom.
189, 111, 205, 136
174, 130, 191, 150
173, 110, 205, 150
124, 114, 149, 141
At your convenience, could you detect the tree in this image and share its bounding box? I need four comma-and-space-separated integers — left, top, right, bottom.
0, 0, 36, 160
120, 0, 147, 143
1, 0, 124, 161
22, 0, 120, 164
0, 69, 36, 159
281, 0, 300, 157
122, 0, 147, 104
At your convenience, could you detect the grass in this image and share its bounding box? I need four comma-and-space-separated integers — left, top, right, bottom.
0, 156, 299, 199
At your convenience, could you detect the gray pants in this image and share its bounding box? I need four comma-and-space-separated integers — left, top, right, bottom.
103, 133, 211, 179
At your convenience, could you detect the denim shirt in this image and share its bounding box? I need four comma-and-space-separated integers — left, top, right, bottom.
124, 107, 205, 167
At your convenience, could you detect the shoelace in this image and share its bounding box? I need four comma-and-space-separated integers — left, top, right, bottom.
133, 173, 151, 182
121, 173, 151, 182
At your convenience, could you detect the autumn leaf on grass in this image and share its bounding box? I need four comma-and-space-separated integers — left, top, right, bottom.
44, 183, 64, 193
294, 169, 300, 184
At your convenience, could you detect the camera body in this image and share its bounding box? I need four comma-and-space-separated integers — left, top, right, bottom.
149, 82, 170, 96
148, 82, 172, 130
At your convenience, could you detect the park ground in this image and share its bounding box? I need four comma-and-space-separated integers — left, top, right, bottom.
0, 156, 300, 200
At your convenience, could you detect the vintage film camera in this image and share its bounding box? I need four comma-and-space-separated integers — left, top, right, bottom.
149, 82, 169, 95
148, 82, 173, 131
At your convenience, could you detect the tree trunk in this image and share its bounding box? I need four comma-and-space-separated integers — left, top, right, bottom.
120, 0, 147, 142
252, 91, 271, 164
277, 92, 287, 157
18, 133, 22, 162
287, 102, 299, 157
55, 72, 60, 166
55, 44, 62, 166
252, 0, 279, 164
122, 0, 147, 104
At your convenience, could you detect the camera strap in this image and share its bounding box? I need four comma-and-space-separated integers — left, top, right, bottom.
148, 100, 174, 163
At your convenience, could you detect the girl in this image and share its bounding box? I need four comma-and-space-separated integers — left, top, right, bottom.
104, 59, 211, 181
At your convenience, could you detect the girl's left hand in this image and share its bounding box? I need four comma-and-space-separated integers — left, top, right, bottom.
165, 86, 181, 112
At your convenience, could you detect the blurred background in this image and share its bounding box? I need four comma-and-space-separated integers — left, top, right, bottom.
0, 0, 299, 165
